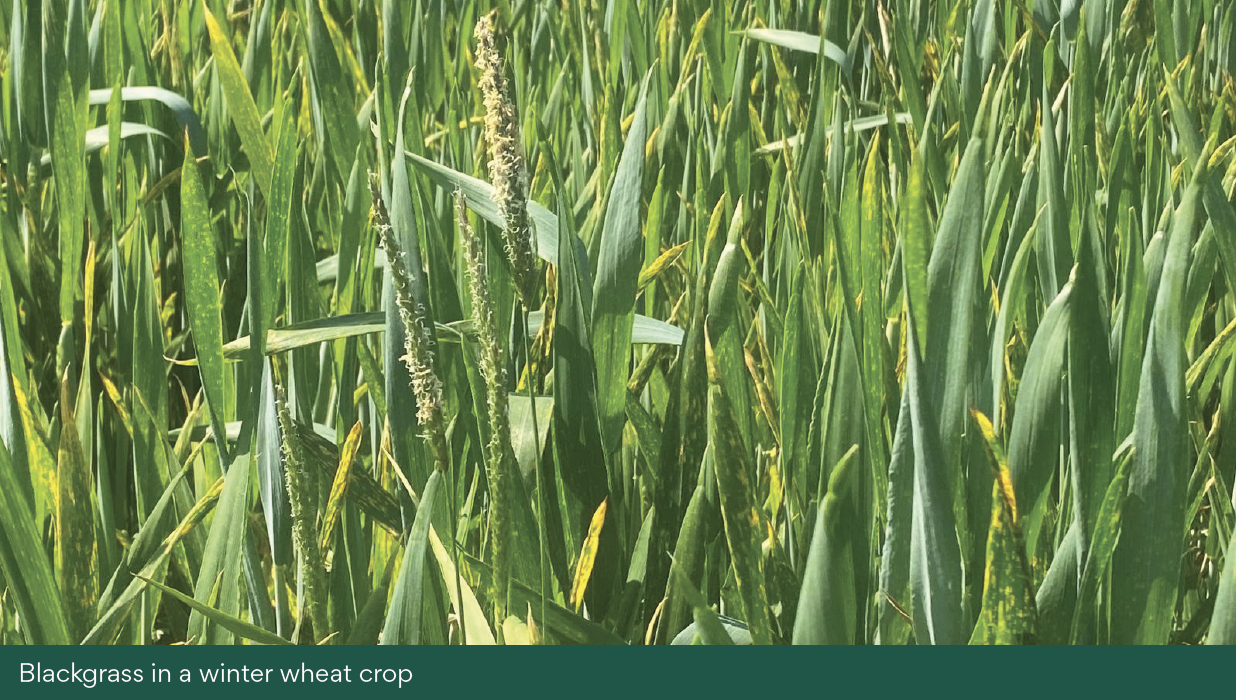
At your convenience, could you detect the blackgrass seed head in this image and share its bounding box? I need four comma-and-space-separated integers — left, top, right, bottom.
474, 11, 539, 307
369, 175, 450, 469
456, 189, 514, 624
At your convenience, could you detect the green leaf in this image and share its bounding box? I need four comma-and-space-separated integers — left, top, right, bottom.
740, 28, 849, 72
11, 0, 45, 147
1189, 316, 1236, 403
707, 202, 754, 454
0, 281, 30, 509
1114, 217, 1149, 443
86, 473, 224, 645
255, 360, 290, 567
428, 527, 495, 645
1207, 524, 1236, 644
135, 575, 291, 645
1165, 74, 1236, 313
901, 157, 930, 357
876, 388, 914, 645
48, 40, 86, 323
302, 0, 359, 185
990, 214, 1038, 426
55, 372, 97, 642
1071, 449, 1135, 644
532, 311, 683, 346
669, 557, 735, 645
926, 137, 986, 466
778, 265, 808, 487
221, 310, 683, 360
252, 105, 297, 575
671, 616, 753, 645
541, 125, 609, 603
752, 114, 913, 155
1036, 80, 1069, 301
380, 74, 438, 495
592, 72, 651, 456
180, 139, 230, 463
661, 479, 709, 643
1007, 282, 1071, 561
1068, 207, 1117, 574
509, 394, 553, 481
793, 445, 859, 644
406, 151, 561, 266
381, 470, 442, 645
0, 438, 70, 645
224, 313, 386, 358
186, 453, 252, 644
919, 136, 987, 587
36, 123, 173, 172
1110, 175, 1204, 644
204, 3, 274, 198
906, 313, 967, 645
87, 87, 206, 155
859, 136, 889, 538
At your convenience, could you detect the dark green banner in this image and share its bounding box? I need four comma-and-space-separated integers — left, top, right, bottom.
0, 645, 1216, 700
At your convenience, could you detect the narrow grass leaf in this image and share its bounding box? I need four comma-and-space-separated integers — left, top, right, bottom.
85, 475, 224, 645
136, 575, 290, 645
1071, 449, 1135, 644
180, 139, 230, 462
593, 74, 650, 455
256, 360, 290, 567
203, 4, 274, 197
186, 453, 252, 644
48, 43, 86, 324
381, 470, 442, 644
876, 388, 915, 645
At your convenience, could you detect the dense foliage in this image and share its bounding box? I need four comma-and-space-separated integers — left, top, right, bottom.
1, 0, 1235, 645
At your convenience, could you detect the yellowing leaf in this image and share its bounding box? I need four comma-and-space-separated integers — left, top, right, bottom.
319, 421, 363, 557
571, 498, 608, 611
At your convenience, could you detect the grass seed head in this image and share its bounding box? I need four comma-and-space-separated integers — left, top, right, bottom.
370, 175, 450, 469
474, 11, 539, 307
456, 189, 513, 625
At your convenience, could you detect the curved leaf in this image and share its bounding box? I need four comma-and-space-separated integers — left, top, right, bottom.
88, 87, 206, 155
741, 28, 849, 72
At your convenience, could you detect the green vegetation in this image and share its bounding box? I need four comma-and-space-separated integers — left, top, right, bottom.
0, 0, 1235, 645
